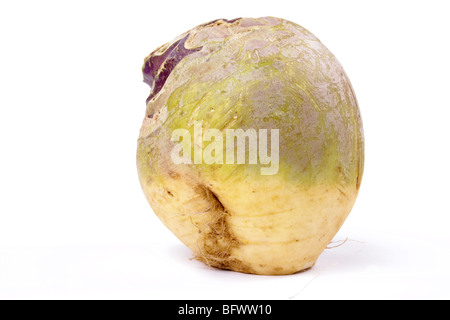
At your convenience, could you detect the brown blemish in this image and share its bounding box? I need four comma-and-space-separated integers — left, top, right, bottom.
194, 186, 252, 274
356, 159, 363, 190
337, 187, 349, 200
168, 170, 180, 180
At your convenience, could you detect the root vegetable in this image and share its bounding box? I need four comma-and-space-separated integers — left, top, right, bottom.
137, 17, 364, 275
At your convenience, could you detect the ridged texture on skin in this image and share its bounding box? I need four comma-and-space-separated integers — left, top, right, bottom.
137, 17, 364, 275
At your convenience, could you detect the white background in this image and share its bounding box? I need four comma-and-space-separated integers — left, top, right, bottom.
1, 0, 450, 299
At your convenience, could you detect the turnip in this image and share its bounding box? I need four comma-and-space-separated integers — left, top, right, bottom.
137, 17, 364, 275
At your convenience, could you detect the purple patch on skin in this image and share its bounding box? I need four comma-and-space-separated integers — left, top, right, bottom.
143, 34, 202, 103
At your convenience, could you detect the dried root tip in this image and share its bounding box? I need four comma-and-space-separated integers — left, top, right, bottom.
326, 237, 349, 249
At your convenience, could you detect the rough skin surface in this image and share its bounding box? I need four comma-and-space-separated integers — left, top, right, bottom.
137, 17, 364, 275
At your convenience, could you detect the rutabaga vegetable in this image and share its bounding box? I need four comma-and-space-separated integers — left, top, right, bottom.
137, 17, 364, 275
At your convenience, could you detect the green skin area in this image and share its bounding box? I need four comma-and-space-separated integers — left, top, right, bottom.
137, 18, 363, 190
